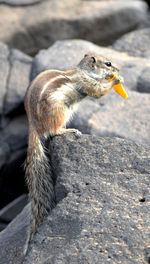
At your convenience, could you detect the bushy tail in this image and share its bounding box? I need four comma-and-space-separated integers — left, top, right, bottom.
24, 128, 56, 255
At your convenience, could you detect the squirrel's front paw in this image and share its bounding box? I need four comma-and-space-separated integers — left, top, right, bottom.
72, 129, 82, 136
113, 75, 124, 85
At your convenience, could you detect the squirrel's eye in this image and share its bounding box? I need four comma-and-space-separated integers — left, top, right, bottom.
105, 62, 111, 67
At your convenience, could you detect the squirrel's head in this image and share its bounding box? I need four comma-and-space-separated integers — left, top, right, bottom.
78, 54, 120, 80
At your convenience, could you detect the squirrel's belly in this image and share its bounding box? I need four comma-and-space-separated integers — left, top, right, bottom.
65, 103, 79, 124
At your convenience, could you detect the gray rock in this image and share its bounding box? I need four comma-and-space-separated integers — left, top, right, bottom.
0, 43, 9, 115
0, 203, 30, 264
0, 143, 10, 170
0, 115, 27, 167
0, 148, 27, 210
0, 43, 32, 122
0, 115, 28, 208
31, 39, 150, 95
0, 115, 28, 170
69, 90, 150, 146
0, 115, 28, 160
0, 134, 150, 264
0, 0, 43, 6
0, 0, 148, 54
4, 49, 32, 116
0, 194, 28, 230
137, 67, 150, 93
112, 28, 150, 58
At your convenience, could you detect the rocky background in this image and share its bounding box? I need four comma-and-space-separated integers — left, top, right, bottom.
0, 0, 150, 263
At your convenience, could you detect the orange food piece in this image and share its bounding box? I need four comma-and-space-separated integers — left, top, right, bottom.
108, 74, 128, 99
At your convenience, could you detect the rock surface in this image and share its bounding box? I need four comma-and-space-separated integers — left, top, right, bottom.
0, 43, 10, 117
0, 194, 28, 231
0, 134, 150, 264
0, 42, 30, 210
112, 28, 150, 58
0, 42, 32, 125
0, 115, 27, 170
69, 90, 150, 146
0, 115, 28, 208
0, 0, 148, 54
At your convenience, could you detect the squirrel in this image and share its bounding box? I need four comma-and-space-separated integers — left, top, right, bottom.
23, 54, 122, 255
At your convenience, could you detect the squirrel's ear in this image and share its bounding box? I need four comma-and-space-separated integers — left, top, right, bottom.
91, 56, 96, 63
84, 54, 88, 58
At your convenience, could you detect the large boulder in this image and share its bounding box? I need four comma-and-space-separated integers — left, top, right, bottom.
0, 0, 148, 54
0, 43, 30, 213
112, 28, 150, 58
0, 115, 28, 208
0, 115, 27, 170
69, 90, 150, 146
0, 134, 150, 263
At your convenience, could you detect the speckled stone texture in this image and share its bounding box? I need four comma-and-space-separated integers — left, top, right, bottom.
0, 134, 149, 264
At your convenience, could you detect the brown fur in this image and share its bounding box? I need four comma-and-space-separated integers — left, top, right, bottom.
24, 54, 122, 255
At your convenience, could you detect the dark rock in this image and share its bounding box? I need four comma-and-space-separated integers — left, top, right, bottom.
143, 0, 150, 8
0, 148, 27, 209
0, 114, 27, 171
0, 0, 148, 54
4, 49, 32, 116
0, 194, 28, 230
144, 247, 150, 263
0, 134, 149, 263
0, 143, 10, 170
0, 0, 43, 6
0, 203, 30, 264
0, 43, 32, 123
137, 67, 150, 93
0, 115, 28, 157
112, 28, 150, 58
0, 43, 9, 115
0, 222, 7, 232
0, 115, 28, 208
